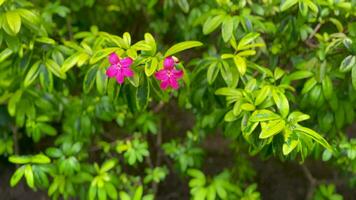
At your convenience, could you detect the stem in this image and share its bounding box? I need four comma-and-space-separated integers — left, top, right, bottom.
301, 164, 317, 200
11, 125, 19, 155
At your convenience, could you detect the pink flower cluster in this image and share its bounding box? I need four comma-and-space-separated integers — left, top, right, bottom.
106, 53, 184, 90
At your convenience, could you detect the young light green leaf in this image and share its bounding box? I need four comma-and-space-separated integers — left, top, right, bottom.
145, 57, 157, 77
255, 85, 270, 105
287, 111, 310, 123
233, 55, 246, 75
133, 186, 143, 200
259, 119, 285, 139
31, 154, 51, 164
249, 110, 281, 122
119, 192, 131, 200
24, 165, 34, 188
272, 89, 289, 118
10, 166, 25, 187
282, 128, 299, 155
5, 11, 21, 35
295, 126, 332, 151
164, 41, 202, 57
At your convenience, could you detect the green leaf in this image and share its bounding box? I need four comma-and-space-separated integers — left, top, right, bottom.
207, 62, 219, 84
249, 110, 281, 122
31, 154, 51, 164
133, 186, 143, 200
215, 87, 241, 96
164, 41, 202, 57
259, 119, 285, 139
177, 0, 189, 13
24, 165, 34, 188
8, 90, 22, 116
282, 128, 299, 155
45, 59, 66, 79
17, 9, 40, 26
60, 52, 81, 73
10, 166, 25, 187
221, 16, 234, 42
136, 76, 150, 110
145, 57, 157, 77
5, 11, 21, 35
89, 185, 97, 200
301, 77, 317, 94
322, 76, 333, 99
100, 159, 117, 173
352, 65, 356, 90
0, 48, 13, 62
233, 55, 246, 75
294, 126, 332, 151
123, 32, 131, 47
84, 66, 98, 93
96, 68, 107, 95
281, 0, 298, 11
272, 89, 289, 118
9, 155, 31, 164
203, 15, 225, 35
105, 183, 118, 200
0, 0, 5, 6
24, 61, 41, 87
90, 48, 119, 64
237, 32, 260, 50
255, 85, 270, 105
287, 111, 310, 123
286, 70, 314, 81
119, 192, 131, 200
340, 55, 355, 72
98, 187, 107, 200
35, 37, 56, 45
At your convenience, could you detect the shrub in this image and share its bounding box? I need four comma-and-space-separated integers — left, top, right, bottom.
0, 0, 355, 199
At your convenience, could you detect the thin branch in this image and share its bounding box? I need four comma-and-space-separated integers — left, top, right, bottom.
301, 164, 317, 200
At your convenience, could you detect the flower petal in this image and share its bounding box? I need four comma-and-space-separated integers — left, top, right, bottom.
169, 78, 179, 90
120, 57, 133, 68
172, 69, 183, 79
109, 53, 120, 65
163, 57, 175, 69
155, 69, 168, 81
123, 67, 134, 77
106, 65, 118, 77
160, 80, 169, 90
116, 71, 125, 84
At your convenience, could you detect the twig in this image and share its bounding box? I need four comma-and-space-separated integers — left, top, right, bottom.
10, 125, 19, 155
301, 164, 317, 200
305, 23, 322, 48
308, 23, 322, 41
153, 101, 165, 113
66, 15, 73, 40
10, 125, 19, 168
155, 121, 162, 166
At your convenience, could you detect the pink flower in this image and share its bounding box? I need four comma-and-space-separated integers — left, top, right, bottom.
155, 57, 184, 90
106, 53, 134, 84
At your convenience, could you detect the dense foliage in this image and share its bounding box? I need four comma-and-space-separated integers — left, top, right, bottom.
0, 0, 356, 199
